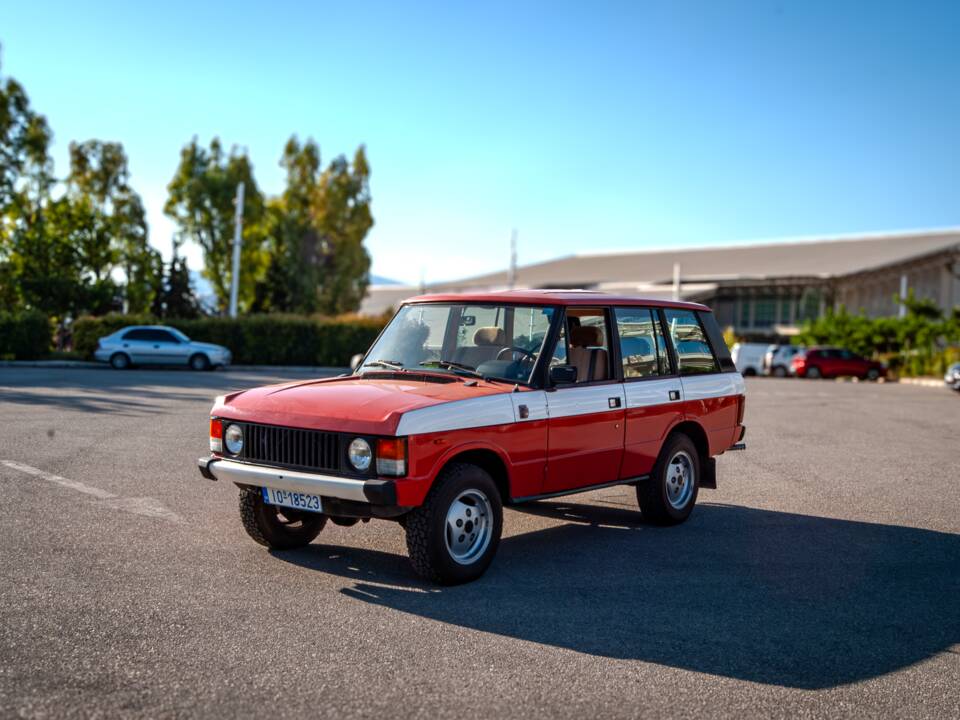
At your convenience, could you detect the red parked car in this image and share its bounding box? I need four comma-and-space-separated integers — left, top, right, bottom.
198, 291, 747, 584
792, 346, 886, 380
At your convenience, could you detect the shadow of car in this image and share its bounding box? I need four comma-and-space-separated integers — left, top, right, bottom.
272, 501, 960, 690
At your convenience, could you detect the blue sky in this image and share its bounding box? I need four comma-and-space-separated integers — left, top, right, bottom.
3, 0, 959, 285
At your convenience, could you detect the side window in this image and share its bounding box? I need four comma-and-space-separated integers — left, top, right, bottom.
663, 309, 720, 375
152, 330, 178, 343
122, 329, 149, 341
615, 307, 668, 379
697, 310, 735, 372
557, 308, 612, 383
549, 321, 568, 367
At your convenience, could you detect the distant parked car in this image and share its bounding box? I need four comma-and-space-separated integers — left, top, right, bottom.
731, 342, 771, 376
945, 362, 960, 392
763, 344, 804, 377
94, 326, 231, 371
792, 347, 885, 381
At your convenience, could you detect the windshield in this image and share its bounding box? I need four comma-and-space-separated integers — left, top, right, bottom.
359, 303, 556, 384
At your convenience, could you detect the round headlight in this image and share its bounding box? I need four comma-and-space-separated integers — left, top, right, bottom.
348, 438, 372, 471
224, 424, 244, 455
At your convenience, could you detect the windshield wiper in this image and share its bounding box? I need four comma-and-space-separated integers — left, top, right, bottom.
362, 359, 405, 371
421, 359, 479, 374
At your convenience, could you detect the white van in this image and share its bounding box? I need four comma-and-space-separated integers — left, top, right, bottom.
730, 343, 771, 376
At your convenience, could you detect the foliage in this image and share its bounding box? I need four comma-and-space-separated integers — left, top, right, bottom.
252, 138, 372, 315
73, 313, 387, 366
796, 292, 960, 377
0, 309, 51, 359
164, 138, 266, 313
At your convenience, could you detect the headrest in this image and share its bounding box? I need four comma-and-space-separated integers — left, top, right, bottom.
474, 327, 505, 346
571, 325, 603, 347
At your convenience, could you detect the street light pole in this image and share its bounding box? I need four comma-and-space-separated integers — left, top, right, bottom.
228, 181, 245, 318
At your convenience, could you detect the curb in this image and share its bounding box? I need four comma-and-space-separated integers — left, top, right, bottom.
895, 377, 950, 389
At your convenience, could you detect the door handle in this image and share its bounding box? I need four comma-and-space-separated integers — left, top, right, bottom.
668, 390, 681, 401
608, 397, 621, 409
153, 344, 160, 349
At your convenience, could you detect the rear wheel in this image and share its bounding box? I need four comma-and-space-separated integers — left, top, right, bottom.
806, 366, 821, 379
404, 462, 502, 585
865, 368, 880, 381
189, 353, 211, 371
109, 352, 131, 370
238, 488, 326, 550
772, 365, 787, 377
637, 433, 700, 525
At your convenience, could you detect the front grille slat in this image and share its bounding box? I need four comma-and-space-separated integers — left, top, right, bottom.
236, 422, 341, 474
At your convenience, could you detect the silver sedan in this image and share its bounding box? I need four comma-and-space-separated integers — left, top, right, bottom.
93, 326, 231, 370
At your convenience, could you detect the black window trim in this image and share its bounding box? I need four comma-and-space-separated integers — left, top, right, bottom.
545, 306, 621, 389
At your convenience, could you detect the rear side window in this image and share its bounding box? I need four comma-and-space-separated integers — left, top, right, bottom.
663, 309, 720, 375
615, 307, 671, 378
697, 311, 736, 372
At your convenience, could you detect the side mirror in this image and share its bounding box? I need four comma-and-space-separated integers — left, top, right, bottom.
349, 353, 364, 371
549, 365, 578, 385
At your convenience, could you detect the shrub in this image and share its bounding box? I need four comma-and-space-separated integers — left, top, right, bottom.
72, 313, 387, 366
0, 310, 52, 360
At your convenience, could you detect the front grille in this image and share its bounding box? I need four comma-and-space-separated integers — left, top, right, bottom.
237, 422, 341, 473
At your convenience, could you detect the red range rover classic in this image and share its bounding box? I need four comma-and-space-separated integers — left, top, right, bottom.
199, 291, 746, 584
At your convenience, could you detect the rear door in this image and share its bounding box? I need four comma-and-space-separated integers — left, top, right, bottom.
616, 307, 684, 479
543, 307, 625, 493
663, 308, 743, 454
120, 329, 152, 364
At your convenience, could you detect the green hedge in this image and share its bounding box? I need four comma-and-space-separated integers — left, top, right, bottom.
0, 310, 52, 360
73, 313, 387, 366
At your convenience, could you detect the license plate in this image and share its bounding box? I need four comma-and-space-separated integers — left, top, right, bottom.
261, 487, 323, 514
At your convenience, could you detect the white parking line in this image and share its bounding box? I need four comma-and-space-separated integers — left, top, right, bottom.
1, 460, 183, 523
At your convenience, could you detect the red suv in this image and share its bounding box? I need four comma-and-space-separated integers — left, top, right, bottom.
792, 347, 885, 380
198, 291, 747, 584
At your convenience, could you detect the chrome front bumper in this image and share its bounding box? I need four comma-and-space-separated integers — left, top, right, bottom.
198, 457, 396, 505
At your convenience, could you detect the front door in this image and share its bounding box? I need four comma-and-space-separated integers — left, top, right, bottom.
543, 308, 625, 493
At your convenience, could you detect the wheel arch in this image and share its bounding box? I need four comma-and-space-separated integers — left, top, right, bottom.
432, 445, 511, 505
665, 419, 715, 488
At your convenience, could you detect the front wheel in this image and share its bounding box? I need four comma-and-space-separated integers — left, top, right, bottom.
189, 353, 211, 371
772, 365, 787, 378
637, 433, 700, 525
865, 368, 880, 381
110, 352, 131, 370
806, 366, 822, 379
404, 463, 502, 585
238, 488, 326, 550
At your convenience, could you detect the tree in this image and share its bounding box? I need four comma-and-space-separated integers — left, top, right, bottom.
67, 140, 159, 312
153, 243, 200, 319
164, 138, 266, 313
254, 138, 372, 315
312, 146, 372, 314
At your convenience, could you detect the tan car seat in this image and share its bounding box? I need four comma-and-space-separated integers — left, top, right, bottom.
568, 325, 608, 382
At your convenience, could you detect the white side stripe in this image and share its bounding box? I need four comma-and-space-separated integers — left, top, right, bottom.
393, 373, 744, 435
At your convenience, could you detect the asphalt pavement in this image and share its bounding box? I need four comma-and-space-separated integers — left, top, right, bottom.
0, 368, 958, 719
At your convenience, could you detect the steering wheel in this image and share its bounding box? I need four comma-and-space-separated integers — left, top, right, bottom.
496, 346, 537, 363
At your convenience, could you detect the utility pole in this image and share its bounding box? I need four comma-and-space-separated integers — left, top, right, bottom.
508, 229, 517, 289
672, 262, 681, 301
228, 181, 245, 318
899, 273, 908, 318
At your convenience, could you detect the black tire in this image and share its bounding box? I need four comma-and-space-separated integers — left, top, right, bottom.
806, 366, 822, 379
238, 488, 326, 550
637, 433, 700, 525
865, 368, 880, 381
110, 352, 131, 370
405, 462, 502, 585
743, 367, 757, 377
189, 353, 211, 371
772, 365, 787, 378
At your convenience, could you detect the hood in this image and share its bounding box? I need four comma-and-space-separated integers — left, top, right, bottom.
213, 372, 512, 435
